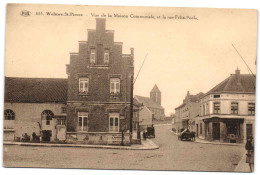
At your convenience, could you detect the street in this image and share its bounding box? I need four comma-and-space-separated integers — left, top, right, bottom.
3, 124, 245, 171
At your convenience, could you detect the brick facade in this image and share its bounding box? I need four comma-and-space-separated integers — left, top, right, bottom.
66, 18, 134, 140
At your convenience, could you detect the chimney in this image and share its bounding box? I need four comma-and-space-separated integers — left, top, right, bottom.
130, 48, 134, 56
96, 18, 106, 32
235, 68, 241, 84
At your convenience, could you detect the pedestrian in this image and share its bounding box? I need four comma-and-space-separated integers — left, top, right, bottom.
245, 136, 254, 172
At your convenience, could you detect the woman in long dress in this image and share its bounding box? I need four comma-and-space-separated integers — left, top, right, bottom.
245, 137, 254, 172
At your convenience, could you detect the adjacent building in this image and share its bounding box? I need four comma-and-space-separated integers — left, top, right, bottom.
135, 84, 165, 121
196, 69, 255, 143
4, 18, 135, 145
174, 91, 204, 133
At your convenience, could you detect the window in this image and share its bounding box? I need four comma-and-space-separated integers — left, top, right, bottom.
90, 49, 96, 64
213, 102, 220, 114
78, 112, 88, 131
206, 103, 209, 115
110, 78, 120, 94
200, 123, 202, 134
41, 110, 54, 125
231, 102, 238, 114
104, 50, 109, 64
57, 119, 66, 125
214, 95, 220, 98
61, 107, 67, 113
79, 78, 89, 93
203, 104, 205, 116
248, 103, 255, 115
4, 109, 15, 120
109, 113, 119, 132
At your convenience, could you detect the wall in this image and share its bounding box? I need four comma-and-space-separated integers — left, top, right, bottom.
66, 19, 134, 133
4, 102, 65, 141
139, 106, 153, 127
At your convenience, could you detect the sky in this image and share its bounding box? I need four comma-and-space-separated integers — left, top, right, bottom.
5, 4, 257, 115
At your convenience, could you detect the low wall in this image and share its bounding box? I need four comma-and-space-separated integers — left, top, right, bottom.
66, 132, 131, 146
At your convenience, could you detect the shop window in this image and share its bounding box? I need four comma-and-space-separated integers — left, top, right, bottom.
213, 102, 220, 114
4, 109, 15, 120
41, 110, 54, 125
79, 78, 89, 94
248, 103, 255, 115
109, 113, 119, 132
110, 78, 120, 94
231, 102, 238, 114
78, 112, 88, 131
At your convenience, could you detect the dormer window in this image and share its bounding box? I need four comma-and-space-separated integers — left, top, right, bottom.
90, 49, 96, 64
104, 49, 109, 64
79, 78, 89, 94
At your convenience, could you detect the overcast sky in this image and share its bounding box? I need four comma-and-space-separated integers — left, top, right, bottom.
5, 4, 257, 115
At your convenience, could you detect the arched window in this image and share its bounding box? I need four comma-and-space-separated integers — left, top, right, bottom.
41, 110, 54, 125
4, 109, 15, 120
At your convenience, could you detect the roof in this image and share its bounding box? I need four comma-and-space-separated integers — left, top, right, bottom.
151, 84, 161, 93
189, 92, 204, 102
135, 95, 164, 110
205, 73, 256, 96
5, 77, 67, 103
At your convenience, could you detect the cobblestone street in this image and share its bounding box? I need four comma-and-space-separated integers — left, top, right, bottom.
3, 125, 245, 171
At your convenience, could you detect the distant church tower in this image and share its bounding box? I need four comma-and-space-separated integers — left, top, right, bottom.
150, 84, 161, 105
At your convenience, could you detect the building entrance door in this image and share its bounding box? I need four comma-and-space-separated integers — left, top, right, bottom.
196, 124, 198, 137
212, 123, 220, 140
246, 124, 253, 139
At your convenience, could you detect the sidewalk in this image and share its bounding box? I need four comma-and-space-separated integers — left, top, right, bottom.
169, 129, 243, 146
3, 139, 159, 150
195, 137, 244, 146
234, 152, 251, 172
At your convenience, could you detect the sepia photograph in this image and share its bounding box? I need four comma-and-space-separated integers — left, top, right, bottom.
2, 2, 257, 173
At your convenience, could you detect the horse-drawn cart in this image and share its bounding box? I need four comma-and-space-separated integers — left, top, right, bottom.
178, 129, 195, 141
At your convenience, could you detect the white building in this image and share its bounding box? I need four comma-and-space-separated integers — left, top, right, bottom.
196, 69, 255, 143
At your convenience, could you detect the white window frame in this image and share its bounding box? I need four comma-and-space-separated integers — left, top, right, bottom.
248, 103, 255, 115
57, 119, 66, 125
78, 112, 88, 131
110, 78, 120, 94
79, 78, 89, 93
90, 49, 96, 64
104, 50, 109, 64
109, 113, 119, 132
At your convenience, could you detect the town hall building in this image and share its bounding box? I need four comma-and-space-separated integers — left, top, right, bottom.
4, 18, 134, 145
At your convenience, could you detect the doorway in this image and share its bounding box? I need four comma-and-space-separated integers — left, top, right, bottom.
246, 124, 253, 139
196, 124, 198, 137
212, 123, 220, 140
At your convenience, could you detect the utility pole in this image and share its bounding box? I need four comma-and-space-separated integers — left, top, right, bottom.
130, 74, 134, 144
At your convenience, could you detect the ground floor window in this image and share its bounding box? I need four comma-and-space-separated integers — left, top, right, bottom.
41, 110, 54, 125
109, 113, 119, 132
200, 123, 202, 134
226, 122, 240, 135
57, 119, 66, 125
78, 112, 88, 131
4, 109, 15, 120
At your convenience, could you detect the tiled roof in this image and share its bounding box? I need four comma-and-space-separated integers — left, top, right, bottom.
5, 77, 67, 103
205, 73, 256, 95
135, 95, 164, 110
190, 92, 204, 102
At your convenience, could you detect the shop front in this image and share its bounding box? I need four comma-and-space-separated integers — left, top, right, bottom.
203, 117, 244, 143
